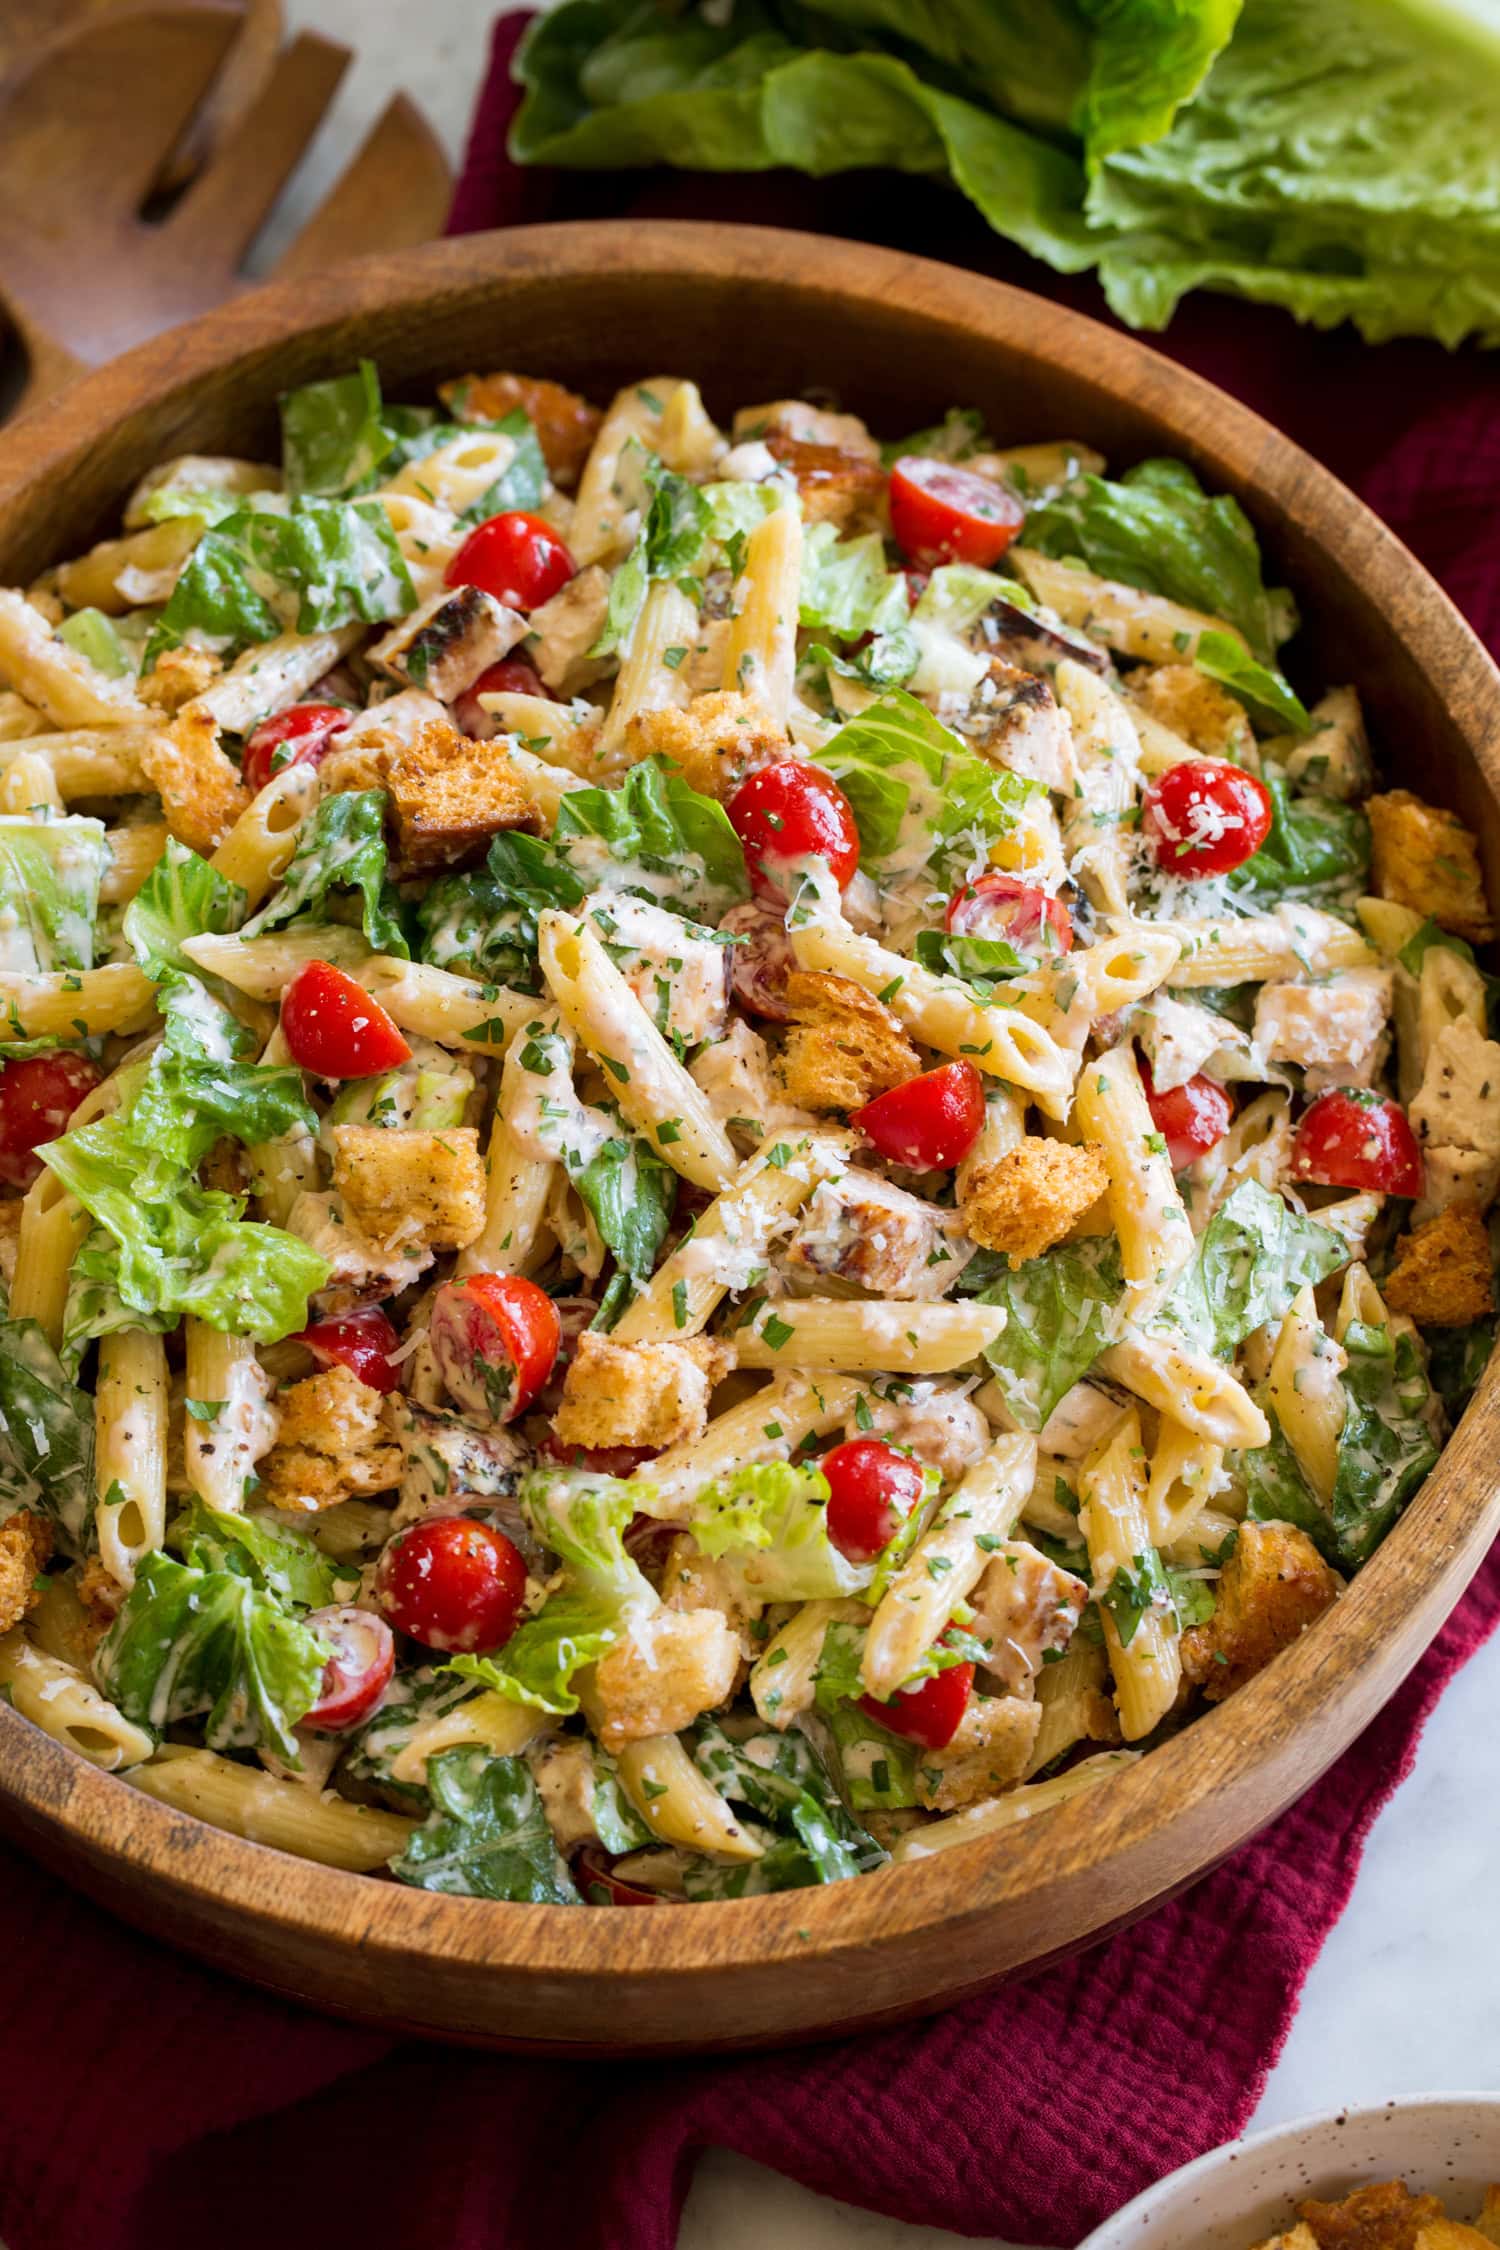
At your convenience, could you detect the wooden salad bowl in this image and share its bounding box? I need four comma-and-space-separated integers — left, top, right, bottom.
0, 224, 1496, 2054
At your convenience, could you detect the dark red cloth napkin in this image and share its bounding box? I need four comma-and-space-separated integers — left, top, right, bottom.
4, 17, 1500, 2249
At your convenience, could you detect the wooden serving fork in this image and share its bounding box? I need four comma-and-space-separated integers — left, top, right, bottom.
0, 1, 452, 419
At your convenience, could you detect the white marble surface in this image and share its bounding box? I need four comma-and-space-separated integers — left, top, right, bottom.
264, 5, 1500, 2238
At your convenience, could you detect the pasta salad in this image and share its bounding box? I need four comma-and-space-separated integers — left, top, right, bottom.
0, 363, 1494, 1906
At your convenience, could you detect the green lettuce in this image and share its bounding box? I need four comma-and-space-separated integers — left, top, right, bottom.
512, 0, 1500, 350
1242, 1318, 1439, 1569
281, 360, 392, 498
690, 1459, 872, 1600
389, 1746, 581, 1903
689, 1716, 886, 1885
241, 789, 408, 959
977, 1234, 1124, 1430
417, 830, 586, 990
1162, 1181, 1349, 1358
123, 839, 254, 1060
553, 754, 749, 920
799, 522, 911, 642
594, 451, 712, 655
815, 687, 1036, 880
341, 1667, 486, 1807
144, 499, 413, 671
1229, 776, 1369, 908
0, 815, 109, 977
168, 1495, 343, 1611
1196, 631, 1313, 737
96, 1548, 328, 1763
0, 1318, 94, 1552
449, 1467, 656, 1714
569, 1129, 677, 1285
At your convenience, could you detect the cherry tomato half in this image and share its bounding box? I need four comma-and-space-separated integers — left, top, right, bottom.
859, 1661, 974, 1751
429, 1272, 562, 1425
541, 1433, 660, 1480
888, 456, 1024, 569
726, 760, 860, 903
853, 1059, 986, 1170
445, 510, 576, 612
946, 870, 1073, 956
1140, 1065, 1235, 1174
0, 1050, 102, 1188
1291, 1089, 1423, 1198
719, 899, 796, 1019
822, 1438, 925, 1564
302, 1606, 395, 1732
241, 702, 348, 796
373, 1517, 527, 1655
1142, 759, 1274, 879
281, 960, 412, 1079
453, 655, 553, 739
297, 1304, 402, 1394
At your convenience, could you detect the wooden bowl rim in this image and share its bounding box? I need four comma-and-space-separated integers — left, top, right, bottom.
2, 220, 1497, 1991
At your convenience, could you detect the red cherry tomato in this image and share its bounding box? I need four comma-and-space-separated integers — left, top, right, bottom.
297, 1305, 402, 1394
373, 1517, 527, 1655
859, 1661, 974, 1751
241, 702, 348, 796
1140, 1064, 1235, 1173
445, 510, 576, 612
0, 1050, 102, 1188
281, 960, 412, 1079
574, 1846, 673, 1906
946, 870, 1073, 956
853, 1059, 986, 1169
541, 1433, 659, 1480
429, 1273, 562, 1425
726, 761, 860, 902
1291, 1089, 1424, 1198
888, 456, 1024, 568
302, 1606, 395, 1732
822, 1438, 925, 1564
1142, 759, 1274, 879
452, 655, 554, 739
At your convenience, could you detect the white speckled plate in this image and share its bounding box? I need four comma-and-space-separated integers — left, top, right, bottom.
1081, 2095, 1500, 2248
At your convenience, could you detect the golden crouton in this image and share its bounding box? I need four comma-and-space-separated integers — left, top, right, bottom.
0, 1510, 53, 1636
1384, 1202, 1495, 1327
76, 1555, 125, 1644
661, 1533, 763, 1653
1126, 661, 1255, 762
259, 1363, 402, 1513
1415, 2225, 1499, 2250
137, 646, 222, 714
961, 1138, 1110, 1265
439, 371, 602, 489
328, 1124, 487, 1255
1479, 2187, 1500, 2245
382, 716, 539, 873
1296, 2180, 1446, 2250
1367, 789, 1494, 944
763, 435, 886, 531
553, 1333, 732, 1452
912, 1693, 1040, 1812
1181, 1521, 1339, 1703
139, 706, 247, 854
623, 691, 788, 802
777, 969, 921, 1114
592, 1606, 742, 1750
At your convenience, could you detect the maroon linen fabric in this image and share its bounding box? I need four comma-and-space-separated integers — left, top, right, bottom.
2, 16, 1498, 2247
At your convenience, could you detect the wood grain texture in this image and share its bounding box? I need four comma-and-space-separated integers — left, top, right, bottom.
0, 224, 1496, 2053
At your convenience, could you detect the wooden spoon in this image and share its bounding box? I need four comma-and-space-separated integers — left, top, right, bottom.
0, 1, 452, 419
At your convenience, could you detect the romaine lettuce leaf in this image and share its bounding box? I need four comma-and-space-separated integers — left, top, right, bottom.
0, 815, 109, 978
1196, 631, 1312, 737
799, 522, 911, 642
341, 1667, 483, 1806
0, 1317, 94, 1552
144, 499, 414, 671
977, 1234, 1124, 1430
168, 1494, 343, 1611
450, 1588, 619, 1718
389, 1746, 581, 1903
281, 360, 392, 498
1162, 1180, 1349, 1358
96, 1548, 328, 1763
569, 1128, 676, 1285
815, 687, 1036, 881
691, 1715, 886, 1883
689, 1459, 872, 1600
594, 451, 712, 655
417, 829, 586, 990
553, 754, 749, 921
1229, 775, 1368, 907
241, 789, 409, 959
123, 838, 253, 1061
